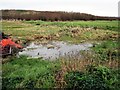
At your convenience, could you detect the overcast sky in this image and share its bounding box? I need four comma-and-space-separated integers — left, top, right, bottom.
0, 0, 119, 17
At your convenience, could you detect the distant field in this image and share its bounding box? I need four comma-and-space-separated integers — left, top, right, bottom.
2, 20, 118, 43
25, 20, 118, 31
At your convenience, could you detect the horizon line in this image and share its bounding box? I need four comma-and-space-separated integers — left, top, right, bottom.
1, 9, 118, 18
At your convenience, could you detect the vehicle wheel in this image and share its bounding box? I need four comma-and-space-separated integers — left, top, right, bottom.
1, 45, 11, 58
10, 46, 19, 55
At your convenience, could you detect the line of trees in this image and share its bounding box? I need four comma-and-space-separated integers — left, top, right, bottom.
1, 10, 118, 21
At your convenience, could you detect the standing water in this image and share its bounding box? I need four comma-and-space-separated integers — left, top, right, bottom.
19, 41, 93, 60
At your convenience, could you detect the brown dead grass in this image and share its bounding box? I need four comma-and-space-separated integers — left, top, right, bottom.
55, 51, 118, 88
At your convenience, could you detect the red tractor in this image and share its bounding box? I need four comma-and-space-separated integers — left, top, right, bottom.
0, 32, 23, 57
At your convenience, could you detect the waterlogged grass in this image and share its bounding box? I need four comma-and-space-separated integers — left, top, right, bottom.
2, 20, 119, 89
2, 40, 119, 88
2, 20, 118, 43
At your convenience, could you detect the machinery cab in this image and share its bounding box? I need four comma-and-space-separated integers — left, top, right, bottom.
0, 32, 22, 57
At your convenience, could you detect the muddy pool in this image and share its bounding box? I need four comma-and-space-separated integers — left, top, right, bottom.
19, 41, 93, 60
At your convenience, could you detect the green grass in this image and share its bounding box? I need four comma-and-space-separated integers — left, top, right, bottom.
2, 56, 60, 88
93, 40, 118, 50
24, 20, 118, 31
92, 40, 119, 61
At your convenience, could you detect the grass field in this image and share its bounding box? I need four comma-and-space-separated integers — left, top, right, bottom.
2, 20, 119, 89
2, 20, 118, 43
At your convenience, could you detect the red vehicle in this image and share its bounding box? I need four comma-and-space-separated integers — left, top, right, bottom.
0, 32, 23, 57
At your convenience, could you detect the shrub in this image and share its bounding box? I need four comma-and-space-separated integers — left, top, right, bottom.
2, 77, 24, 89
65, 65, 117, 90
